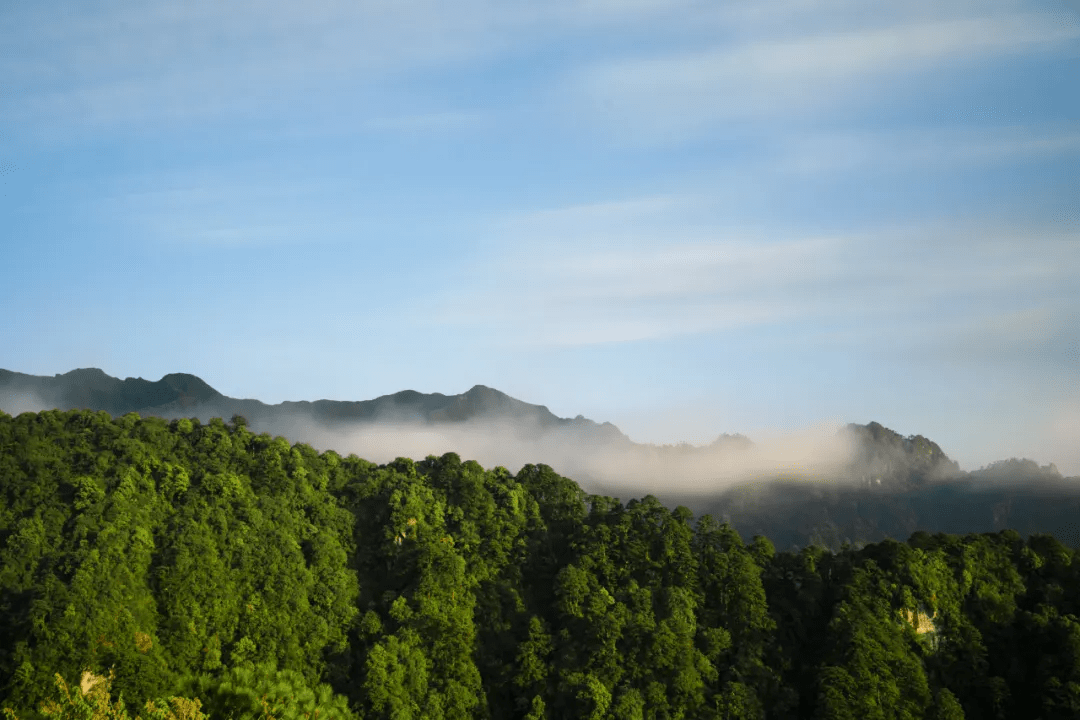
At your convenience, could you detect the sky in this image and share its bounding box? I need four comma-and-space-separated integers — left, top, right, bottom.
1, 0, 1078, 477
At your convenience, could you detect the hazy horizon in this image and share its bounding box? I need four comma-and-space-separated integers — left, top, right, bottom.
3, 367, 1071, 502
2, 0, 1077, 477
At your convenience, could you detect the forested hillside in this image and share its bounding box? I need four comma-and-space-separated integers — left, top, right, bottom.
7, 368, 1080, 555
3, 409, 1080, 719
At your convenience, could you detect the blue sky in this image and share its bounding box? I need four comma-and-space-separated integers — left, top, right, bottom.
2, 0, 1078, 476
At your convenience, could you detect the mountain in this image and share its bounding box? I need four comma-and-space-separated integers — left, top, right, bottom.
2, 367, 1078, 551
0, 368, 223, 416
0, 367, 630, 446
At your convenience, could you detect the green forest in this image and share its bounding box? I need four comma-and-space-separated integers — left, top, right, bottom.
2, 409, 1079, 719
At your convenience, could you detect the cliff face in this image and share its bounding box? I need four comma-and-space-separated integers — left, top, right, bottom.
842, 421, 963, 490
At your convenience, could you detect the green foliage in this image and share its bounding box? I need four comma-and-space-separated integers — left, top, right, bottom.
2, 668, 207, 720
930, 688, 966, 720
2, 409, 1079, 718
176, 662, 356, 720
815, 562, 932, 719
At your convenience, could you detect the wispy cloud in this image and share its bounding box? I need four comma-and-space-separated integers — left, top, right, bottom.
90, 176, 356, 248
427, 197, 1079, 351
770, 123, 1080, 178
566, 10, 1080, 144
0, 0, 709, 138
5, 0, 1074, 146
275, 412, 861, 499
1, 0, 1076, 480
428, 195, 825, 345
1, 1, 518, 135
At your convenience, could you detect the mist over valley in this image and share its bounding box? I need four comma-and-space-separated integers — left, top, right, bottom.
4, 366, 1077, 551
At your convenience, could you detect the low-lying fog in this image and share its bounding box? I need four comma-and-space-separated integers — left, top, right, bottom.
5, 384, 1073, 505
261, 411, 862, 501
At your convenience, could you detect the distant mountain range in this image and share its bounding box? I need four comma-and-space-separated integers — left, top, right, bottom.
2, 367, 1078, 551
0, 367, 629, 443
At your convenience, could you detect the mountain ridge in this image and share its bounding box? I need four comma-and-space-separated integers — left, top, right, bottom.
4, 366, 1078, 552
0, 367, 632, 445
0, 367, 1057, 478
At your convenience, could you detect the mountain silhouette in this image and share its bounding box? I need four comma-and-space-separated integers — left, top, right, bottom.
2, 367, 1077, 551
0, 367, 630, 446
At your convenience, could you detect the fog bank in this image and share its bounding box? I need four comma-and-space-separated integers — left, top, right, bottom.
265, 412, 862, 500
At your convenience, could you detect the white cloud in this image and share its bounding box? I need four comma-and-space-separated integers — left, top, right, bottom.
4, 0, 1073, 145
424, 195, 1079, 350
0, 0, 714, 136
1, 1, 521, 134
426, 197, 845, 345
567, 11, 1080, 143
273, 411, 861, 499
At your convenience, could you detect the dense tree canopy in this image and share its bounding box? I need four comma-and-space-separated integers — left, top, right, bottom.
2, 409, 1080, 718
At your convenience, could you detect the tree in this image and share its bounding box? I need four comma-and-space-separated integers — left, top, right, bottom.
930, 688, 966, 720
176, 661, 356, 720
2, 668, 207, 720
